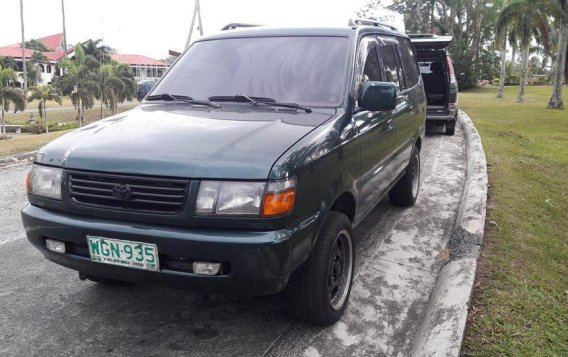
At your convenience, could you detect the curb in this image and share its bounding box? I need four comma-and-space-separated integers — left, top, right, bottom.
0, 151, 37, 168
410, 111, 488, 356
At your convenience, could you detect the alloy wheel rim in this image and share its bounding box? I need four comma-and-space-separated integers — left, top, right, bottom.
328, 229, 353, 311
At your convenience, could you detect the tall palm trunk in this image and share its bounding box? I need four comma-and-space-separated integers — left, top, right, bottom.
61, 0, 68, 58
548, 24, 568, 109
77, 97, 82, 127
20, 0, 27, 97
517, 47, 530, 103
43, 99, 49, 133
498, 37, 507, 98
1, 97, 6, 138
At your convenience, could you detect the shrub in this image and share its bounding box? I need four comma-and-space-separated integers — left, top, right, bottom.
47, 122, 78, 132
21, 123, 46, 134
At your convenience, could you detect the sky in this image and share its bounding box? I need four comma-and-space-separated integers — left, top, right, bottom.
0, 0, 403, 59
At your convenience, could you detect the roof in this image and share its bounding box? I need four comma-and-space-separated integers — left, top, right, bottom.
112, 54, 166, 66
0, 46, 67, 62
36, 33, 65, 51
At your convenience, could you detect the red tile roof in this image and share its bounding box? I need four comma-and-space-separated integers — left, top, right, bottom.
0, 46, 67, 62
36, 33, 65, 51
112, 54, 166, 66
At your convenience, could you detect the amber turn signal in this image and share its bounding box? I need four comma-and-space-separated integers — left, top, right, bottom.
262, 190, 295, 217
25, 172, 31, 193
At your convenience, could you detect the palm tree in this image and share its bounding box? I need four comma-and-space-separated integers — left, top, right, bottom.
20, 0, 27, 97
0, 68, 26, 138
82, 39, 113, 64
22, 51, 48, 86
27, 85, 62, 133
498, 35, 507, 98
496, 0, 552, 103
61, 0, 68, 58
97, 63, 136, 118
548, 0, 568, 109
56, 44, 100, 126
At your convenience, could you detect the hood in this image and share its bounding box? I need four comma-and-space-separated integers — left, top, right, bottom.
38, 104, 336, 179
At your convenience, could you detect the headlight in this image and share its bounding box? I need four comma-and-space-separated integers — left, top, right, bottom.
27, 165, 63, 200
196, 178, 296, 217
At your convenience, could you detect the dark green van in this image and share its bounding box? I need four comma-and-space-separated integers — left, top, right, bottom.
22, 20, 426, 325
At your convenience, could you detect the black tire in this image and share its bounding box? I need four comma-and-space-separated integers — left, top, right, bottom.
389, 148, 421, 207
285, 211, 355, 326
445, 117, 456, 136
80, 272, 128, 286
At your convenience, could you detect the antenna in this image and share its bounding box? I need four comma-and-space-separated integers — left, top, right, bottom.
185, 0, 204, 49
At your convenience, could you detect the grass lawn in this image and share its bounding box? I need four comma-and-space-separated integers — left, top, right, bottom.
4, 102, 137, 124
461, 86, 568, 355
0, 130, 72, 157
0, 104, 136, 157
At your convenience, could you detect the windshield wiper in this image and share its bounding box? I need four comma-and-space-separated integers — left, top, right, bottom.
146, 93, 221, 108
208, 95, 312, 113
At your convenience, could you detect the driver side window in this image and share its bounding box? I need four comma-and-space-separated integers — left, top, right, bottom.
362, 46, 382, 83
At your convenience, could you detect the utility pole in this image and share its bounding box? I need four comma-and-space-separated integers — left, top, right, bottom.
61, 0, 68, 57
20, 0, 27, 97
185, 0, 204, 50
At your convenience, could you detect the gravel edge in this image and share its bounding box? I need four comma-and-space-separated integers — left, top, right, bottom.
0, 151, 37, 169
410, 111, 488, 357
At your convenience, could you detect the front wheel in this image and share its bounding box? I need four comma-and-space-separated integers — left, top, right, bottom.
285, 211, 355, 326
389, 148, 421, 207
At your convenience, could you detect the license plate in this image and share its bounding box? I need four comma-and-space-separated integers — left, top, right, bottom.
87, 236, 160, 272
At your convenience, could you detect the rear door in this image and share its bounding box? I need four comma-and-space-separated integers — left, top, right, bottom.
409, 35, 454, 110
376, 38, 415, 183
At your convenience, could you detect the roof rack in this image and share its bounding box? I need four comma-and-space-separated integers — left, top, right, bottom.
348, 18, 398, 32
221, 23, 261, 31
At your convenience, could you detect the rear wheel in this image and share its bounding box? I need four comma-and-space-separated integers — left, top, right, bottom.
445, 115, 457, 135
389, 148, 421, 207
285, 211, 354, 326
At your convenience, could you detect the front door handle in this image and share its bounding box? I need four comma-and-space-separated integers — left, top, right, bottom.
386, 119, 394, 133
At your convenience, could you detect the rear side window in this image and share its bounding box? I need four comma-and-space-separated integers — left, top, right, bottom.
379, 45, 401, 91
397, 38, 420, 87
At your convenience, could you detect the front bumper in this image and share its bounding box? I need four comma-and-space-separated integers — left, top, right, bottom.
21, 204, 315, 295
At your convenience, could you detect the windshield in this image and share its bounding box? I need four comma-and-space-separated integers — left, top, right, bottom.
151, 36, 350, 107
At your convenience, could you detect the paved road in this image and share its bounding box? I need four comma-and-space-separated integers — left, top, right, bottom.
0, 125, 466, 356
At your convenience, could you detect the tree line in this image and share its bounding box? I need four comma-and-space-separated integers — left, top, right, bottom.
359, 0, 568, 109
0, 39, 136, 138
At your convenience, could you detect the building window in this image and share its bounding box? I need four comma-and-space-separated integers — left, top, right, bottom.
46, 65, 52, 73
38, 64, 45, 73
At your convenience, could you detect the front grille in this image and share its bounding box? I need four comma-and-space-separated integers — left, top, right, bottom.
68, 171, 189, 214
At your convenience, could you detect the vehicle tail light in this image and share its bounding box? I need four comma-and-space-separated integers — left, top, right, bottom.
26, 172, 31, 193
261, 178, 296, 217
447, 55, 457, 83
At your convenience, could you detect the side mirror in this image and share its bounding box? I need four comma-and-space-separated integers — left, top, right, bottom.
457, 72, 465, 80
358, 81, 397, 112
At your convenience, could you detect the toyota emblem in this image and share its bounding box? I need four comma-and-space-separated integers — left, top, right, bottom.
112, 184, 132, 200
